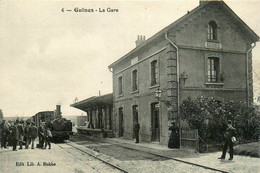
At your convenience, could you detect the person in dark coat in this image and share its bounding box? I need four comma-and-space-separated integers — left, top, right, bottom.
0, 120, 5, 149
17, 121, 24, 149
38, 123, 45, 149
1, 120, 10, 149
29, 122, 38, 149
11, 121, 19, 151
134, 121, 140, 143
6, 121, 12, 147
218, 120, 237, 160
24, 121, 31, 149
168, 121, 180, 149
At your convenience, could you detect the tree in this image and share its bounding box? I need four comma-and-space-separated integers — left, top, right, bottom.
180, 96, 259, 143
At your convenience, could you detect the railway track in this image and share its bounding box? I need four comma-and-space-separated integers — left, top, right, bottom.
58, 142, 128, 173
68, 135, 230, 173
112, 143, 229, 173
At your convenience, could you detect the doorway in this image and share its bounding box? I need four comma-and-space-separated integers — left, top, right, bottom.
119, 108, 124, 137
151, 102, 160, 142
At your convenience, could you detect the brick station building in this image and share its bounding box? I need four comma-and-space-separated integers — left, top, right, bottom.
108, 1, 259, 145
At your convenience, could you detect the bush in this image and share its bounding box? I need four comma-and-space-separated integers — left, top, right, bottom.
180, 96, 260, 143
234, 142, 259, 158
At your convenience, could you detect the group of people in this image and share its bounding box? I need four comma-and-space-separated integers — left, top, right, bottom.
0, 119, 52, 151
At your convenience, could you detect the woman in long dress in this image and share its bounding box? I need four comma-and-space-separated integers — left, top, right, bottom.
168, 122, 180, 148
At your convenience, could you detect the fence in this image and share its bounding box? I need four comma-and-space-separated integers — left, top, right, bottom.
180, 129, 199, 151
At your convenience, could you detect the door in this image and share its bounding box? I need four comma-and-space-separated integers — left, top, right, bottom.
119, 108, 124, 137
151, 102, 160, 142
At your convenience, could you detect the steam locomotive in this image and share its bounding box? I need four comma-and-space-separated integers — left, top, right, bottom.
31, 105, 73, 142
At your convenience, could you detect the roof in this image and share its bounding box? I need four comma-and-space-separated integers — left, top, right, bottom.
34, 111, 54, 116
108, 1, 259, 69
70, 93, 113, 111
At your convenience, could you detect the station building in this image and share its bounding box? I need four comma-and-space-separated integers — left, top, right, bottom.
108, 1, 259, 145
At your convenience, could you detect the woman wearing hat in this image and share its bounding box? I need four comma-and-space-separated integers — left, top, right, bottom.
168, 121, 180, 149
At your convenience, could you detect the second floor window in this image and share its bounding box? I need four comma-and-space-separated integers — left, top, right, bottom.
118, 76, 123, 95
208, 57, 219, 82
151, 60, 158, 86
208, 21, 217, 40
132, 70, 138, 91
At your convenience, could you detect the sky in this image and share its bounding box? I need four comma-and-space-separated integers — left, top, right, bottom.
0, 0, 259, 117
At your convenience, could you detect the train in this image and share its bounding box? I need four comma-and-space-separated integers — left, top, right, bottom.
31, 105, 73, 142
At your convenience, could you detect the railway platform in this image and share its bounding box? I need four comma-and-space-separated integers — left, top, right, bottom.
101, 136, 198, 158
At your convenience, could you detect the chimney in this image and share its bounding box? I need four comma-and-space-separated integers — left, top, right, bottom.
135, 35, 146, 47
200, 0, 222, 5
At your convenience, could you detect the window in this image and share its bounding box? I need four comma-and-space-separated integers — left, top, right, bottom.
151, 60, 158, 86
207, 57, 219, 82
208, 21, 217, 40
118, 76, 123, 95
132, 70, 138, 91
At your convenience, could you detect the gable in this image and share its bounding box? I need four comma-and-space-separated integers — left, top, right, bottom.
170, 2, 254, 51
108, 1, 259, 69
168, 1, 259, 43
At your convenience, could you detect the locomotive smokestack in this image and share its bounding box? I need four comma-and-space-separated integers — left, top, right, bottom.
56, 105, 61, 118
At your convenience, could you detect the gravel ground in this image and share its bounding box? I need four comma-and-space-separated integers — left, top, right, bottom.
85, 144, 169, 161
176, 152, 260, 173
66, 141, 217, 173
59, 144, 123, 173
69, 135, 260, 173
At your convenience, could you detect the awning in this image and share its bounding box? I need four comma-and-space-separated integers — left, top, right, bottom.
70, 93, 113, 111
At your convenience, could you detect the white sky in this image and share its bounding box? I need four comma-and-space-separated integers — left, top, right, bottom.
0, 0, 259, 117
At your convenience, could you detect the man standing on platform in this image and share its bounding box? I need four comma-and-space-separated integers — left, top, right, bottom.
134, 121, 140, 143
29, 122, 38, 149
17, 120, 24, 149
11, 121, 19, 151
24, 121, 31, 149
38, 123, 45, 149
0, 120, 5, 149
218, 120, 237, 160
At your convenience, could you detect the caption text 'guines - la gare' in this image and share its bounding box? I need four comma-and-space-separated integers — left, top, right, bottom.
61, 7, 119, 13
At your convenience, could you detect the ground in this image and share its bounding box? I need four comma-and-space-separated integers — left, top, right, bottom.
0, 142, 96, 173
0, 136, 259, 173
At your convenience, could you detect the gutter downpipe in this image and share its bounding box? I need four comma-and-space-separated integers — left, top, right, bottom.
246, 43, 256, 107
165, 32, 180, 127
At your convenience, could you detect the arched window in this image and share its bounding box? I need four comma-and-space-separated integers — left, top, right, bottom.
132, 70, 138, 91
208, 21, 217, 40
151, 60, 158, 86
118, 76, 123, 95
